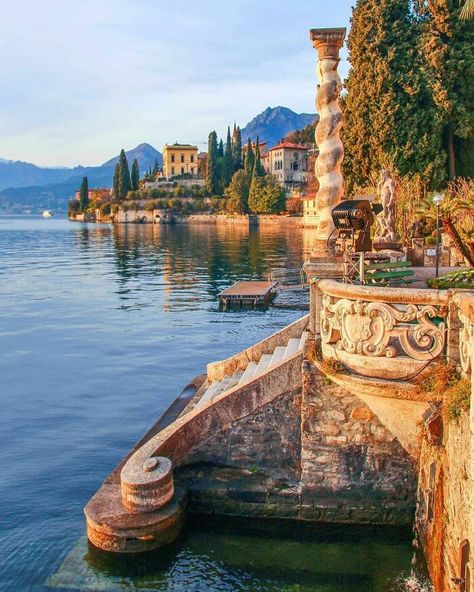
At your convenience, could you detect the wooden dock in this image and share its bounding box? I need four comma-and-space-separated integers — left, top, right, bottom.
218, 281, 277, 308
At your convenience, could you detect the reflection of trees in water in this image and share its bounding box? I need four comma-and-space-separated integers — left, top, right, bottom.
109, 223, 309, 303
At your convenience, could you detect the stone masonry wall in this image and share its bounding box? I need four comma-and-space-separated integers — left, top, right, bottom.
300, 361, 417, 524
181, 388, 301, 478
416, 412, 472, 592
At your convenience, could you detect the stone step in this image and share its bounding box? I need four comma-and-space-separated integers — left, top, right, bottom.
299, 331, 308, 351
238, 361, 258, 385
199, 379, 223, 406
226, 369, 244, 391
253, 353, 272, 377
284, 337, 301, 359
212, 376, 231, 399
269, 346, 287, 367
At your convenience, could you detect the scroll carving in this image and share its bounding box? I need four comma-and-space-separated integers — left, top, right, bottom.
321, 295, 447, 361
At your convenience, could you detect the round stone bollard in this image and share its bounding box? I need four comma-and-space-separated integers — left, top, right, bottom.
121, 455, 174, 514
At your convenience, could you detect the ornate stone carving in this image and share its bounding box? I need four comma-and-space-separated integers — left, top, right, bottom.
375, 169, 399, 242
310, 28, 346, 249
458, 309, 474, 375
321, 294, 447, 361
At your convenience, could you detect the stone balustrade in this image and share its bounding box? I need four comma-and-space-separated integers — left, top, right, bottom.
316, 280, 450, 380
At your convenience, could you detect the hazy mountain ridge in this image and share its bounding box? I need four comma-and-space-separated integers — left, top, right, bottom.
240, 106, 317, 148
0, 144, 163, 211
0, 107, 318, 212
0, 143, 162, 192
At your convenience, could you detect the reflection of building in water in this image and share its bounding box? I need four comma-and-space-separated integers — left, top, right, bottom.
303, 196, 320, 227
302, 225, 319, 258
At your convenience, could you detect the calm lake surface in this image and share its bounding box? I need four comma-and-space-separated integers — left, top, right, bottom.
0, 216, 419, 591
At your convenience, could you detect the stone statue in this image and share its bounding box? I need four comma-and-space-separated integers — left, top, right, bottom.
411, 219, 427, 239
376, 169, 398, 242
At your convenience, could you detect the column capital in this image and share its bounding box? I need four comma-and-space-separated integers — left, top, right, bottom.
310, 28, 346, 59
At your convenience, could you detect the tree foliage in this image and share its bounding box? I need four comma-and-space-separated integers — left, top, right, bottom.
79, 176, 89, 211
248, 174, 286, 214
224, 169, 250, 213
418, 0, 474, 179
206, 131, 219, 194
131, 158, 140, 191
342, 0, 445, 193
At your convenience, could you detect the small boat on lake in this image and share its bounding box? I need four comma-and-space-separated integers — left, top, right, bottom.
42, 210, 53, 218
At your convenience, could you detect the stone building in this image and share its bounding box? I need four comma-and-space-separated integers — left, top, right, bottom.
162, 143, 199, 178
265, 142, 309, 189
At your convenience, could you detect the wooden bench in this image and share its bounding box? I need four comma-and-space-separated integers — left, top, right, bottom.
363, 260, 415, 286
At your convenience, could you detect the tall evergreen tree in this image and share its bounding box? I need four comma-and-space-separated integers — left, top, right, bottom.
113, 163, 120, 200
131, 158, 140, 191
244, 138, 255, 176
253, 136, 266, 177
117, 149, 132, 200
79, 176, 89, 212
223, 126, 234, 187
418, 0, 474, 179
152, 158, 159, 177
342, 0, 444, 193
216, 138, 223, 158
206, 131, 219, 194
233, 125, 243, 171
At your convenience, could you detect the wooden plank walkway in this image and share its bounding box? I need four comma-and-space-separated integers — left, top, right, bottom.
218, 281, 277, 308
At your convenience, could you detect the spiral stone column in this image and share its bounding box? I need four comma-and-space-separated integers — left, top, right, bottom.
310, 28, 346, 251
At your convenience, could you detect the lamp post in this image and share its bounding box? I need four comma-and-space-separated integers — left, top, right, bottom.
432, 193, 444, 278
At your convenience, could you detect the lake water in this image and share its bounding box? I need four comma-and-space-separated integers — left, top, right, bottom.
0, 216, 423, 591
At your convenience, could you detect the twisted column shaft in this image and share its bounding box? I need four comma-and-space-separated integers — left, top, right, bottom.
310, 28, 346, 249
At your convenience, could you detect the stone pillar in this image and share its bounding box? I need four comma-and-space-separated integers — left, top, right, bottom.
310, 28, 346, 252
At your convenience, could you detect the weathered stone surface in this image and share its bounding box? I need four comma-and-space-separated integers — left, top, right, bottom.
300, 368, 417, 524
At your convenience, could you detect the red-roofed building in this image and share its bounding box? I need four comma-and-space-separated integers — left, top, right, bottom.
267, 143, 309, 189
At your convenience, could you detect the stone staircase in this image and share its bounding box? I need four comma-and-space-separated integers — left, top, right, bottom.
197, 332, 308, 407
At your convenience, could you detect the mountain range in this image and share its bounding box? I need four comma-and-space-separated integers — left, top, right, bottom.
0, 106, 316, 212
240, 106, 317, 148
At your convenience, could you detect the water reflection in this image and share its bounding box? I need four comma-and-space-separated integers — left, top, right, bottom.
49, 518, 416, 592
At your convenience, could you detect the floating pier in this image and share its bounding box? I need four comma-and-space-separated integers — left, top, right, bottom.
218, 281, 277, 308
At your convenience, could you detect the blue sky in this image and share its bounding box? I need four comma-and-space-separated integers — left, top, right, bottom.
0, 0, 353, 167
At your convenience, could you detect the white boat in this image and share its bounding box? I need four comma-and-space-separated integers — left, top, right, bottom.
42, 210, 53, 218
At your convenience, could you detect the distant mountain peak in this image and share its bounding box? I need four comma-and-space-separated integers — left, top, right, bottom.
240, 106, 317, 148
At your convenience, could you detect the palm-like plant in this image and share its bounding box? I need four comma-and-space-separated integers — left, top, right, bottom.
417, 179, 474, 266
460, 0, 474, 19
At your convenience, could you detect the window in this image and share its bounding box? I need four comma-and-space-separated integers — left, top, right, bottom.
171, 166, 175, 175
191, 155, 194, 163
181, 154, 184, 163
190, 167, 194, 174
171, 154, 175, 163
181, 167, 184, 174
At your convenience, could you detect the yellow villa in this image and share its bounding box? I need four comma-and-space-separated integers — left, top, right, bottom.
162, 143, 198, 178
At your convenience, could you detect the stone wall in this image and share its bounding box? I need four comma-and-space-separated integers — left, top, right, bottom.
300, 361, 417, 525
416, 406, 473, 591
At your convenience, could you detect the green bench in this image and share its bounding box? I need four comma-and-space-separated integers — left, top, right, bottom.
363, 260, 415, 286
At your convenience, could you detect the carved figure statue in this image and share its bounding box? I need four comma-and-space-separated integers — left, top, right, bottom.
411, 219, 427, 239
376, 169, 398, 241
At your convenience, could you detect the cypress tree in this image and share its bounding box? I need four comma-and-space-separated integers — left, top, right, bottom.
233, 126, 243, 171
253, 136, 266, 177
79, 176, 89, 212
223, 126, 234, 187
342, 0, 444, 193
244, 138, 255, 176
152, 158, 159, 177
206, 131, 219, 194
217, 138, 224, 158
418, 0, 474, 180
113, 163, 120, 200
131, 158, 140, 191
118, 149, 132, 200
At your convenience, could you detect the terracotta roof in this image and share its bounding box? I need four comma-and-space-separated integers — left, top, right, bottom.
269, 142, 308, 152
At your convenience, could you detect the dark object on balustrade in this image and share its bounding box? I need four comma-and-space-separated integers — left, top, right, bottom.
331, 199, 383, 252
